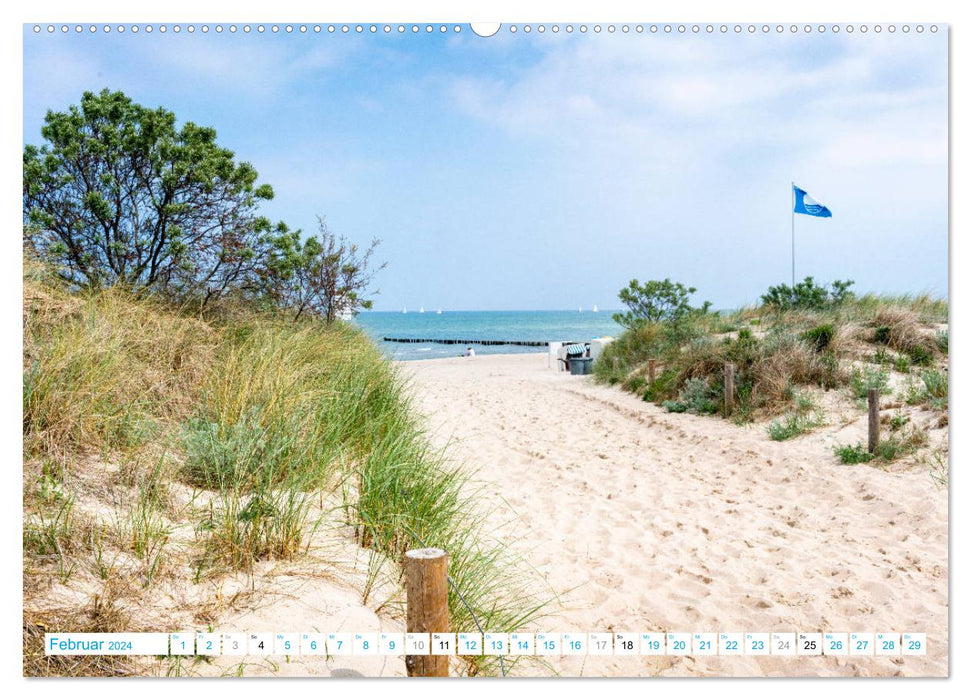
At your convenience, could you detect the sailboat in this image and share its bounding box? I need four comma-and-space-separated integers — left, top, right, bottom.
402, 306, 407, 314
436, 308, 442, 315
593, 304, 599, 313
419, 306, 425, 314
579, 306, 583, 313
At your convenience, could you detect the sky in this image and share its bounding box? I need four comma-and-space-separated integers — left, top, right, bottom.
22, 23, 948, 311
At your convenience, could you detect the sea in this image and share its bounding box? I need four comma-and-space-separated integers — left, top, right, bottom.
353, 310, 624, 361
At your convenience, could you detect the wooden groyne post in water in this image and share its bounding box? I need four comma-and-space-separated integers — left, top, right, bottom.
405, 548, 449, 677
868, 388, 880, 454
383, 337, 547, 347
723, 362, 735, 416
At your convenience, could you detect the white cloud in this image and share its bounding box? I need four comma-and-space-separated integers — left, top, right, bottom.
446, 35, 946, 179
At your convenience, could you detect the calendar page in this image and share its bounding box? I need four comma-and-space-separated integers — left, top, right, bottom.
19, 2, 950, 685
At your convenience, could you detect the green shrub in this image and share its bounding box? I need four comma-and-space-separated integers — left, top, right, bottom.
873, 326, 892, 345
887, 413, 910, 431
664, 377, 718, 415
834, 426, 928, 465
908, 344, 933, 366
848, 365, 890, 399
801, 323, 835, 352
643, 368, 679, 402
833, 443, 874, 464
936, 329, 948, 354
872, 348, 894, 365
761, 277, 854, 311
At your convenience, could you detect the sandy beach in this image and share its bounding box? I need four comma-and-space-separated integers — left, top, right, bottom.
402, 352, 948, 677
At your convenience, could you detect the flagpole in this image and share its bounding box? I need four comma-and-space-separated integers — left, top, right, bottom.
791, 181, 795, 287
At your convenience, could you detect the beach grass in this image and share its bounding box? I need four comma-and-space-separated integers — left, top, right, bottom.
23, 255, 546, 676
596, 292, 947, 467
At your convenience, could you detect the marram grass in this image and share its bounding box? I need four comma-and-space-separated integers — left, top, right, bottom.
23, 257, 547, 676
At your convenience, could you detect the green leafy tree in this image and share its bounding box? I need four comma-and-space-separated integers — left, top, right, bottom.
23, 89, 281, 306
266, 217, 386, 323
612, 278, 702, 329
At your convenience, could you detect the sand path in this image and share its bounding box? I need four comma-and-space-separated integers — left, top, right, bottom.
403, 353, 948, 677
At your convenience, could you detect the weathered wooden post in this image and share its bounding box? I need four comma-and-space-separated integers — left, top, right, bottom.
405, 548, 449, 677
868, 388, 880, 454
723, 362, 735, 416
648, 358, 657, 384
612, 357, 619, 373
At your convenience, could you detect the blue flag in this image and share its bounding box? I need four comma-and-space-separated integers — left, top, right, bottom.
793, 185, 832, 217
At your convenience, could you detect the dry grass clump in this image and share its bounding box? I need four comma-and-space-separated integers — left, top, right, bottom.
23, 578, 149, 677
870, 306, 939, 362
746, 334, 835, 406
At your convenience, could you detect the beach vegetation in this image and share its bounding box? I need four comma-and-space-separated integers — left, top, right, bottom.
801, 323, 835, 352
848, 365, 890, 400
265, 216, 386, 323
902, 368, 948, 411
833, 443, 874, 464
612, 278, 707, 329
833, 424, 929, 466
23, 89, 282, 305
926, 448, 948, 488
761, 277, 854, 312
662, 377, 719, 415
23, 252, 545, 677
23, 90, 383, 321
597, 278, 947, 442
766, 391, 825, 440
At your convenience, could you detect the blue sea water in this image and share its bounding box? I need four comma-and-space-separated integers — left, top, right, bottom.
353, 310, 624, 361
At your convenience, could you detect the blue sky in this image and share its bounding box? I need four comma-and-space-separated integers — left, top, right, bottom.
22, 25, 948, 311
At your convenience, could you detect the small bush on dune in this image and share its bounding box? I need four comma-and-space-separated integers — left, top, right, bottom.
761, 277, 854, 312
834, 443, 874, 464
662, 377, 719, 415
643, 368, 680, 402
801, 323, 835, 352
848, 365, 890, 400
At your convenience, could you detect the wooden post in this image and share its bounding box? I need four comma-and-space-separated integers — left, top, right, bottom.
405, 548, 449, 677
612, 357, 619, 373
723, 362, 735, 416
868, 388, 880, 454
648, 358, 657, 384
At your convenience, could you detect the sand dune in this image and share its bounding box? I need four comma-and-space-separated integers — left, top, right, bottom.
402, 352, 948, 677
